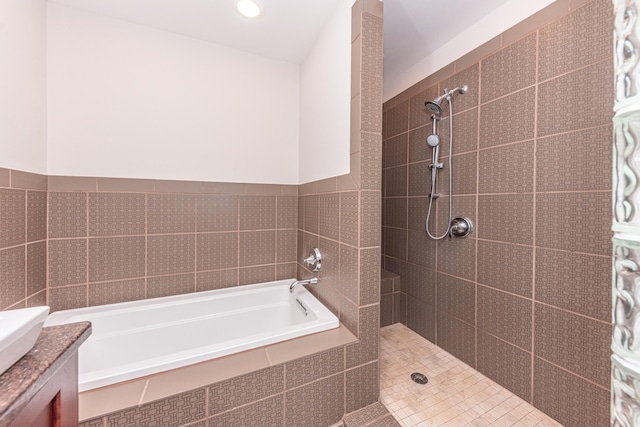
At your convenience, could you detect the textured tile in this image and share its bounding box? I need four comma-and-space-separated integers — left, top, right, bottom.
477, 240, 533, 298
49, 285, 87, 312
154, 180, 201, 194
436, 311, 476, 367
96, 177, 154, 192
319, 193, 340, 241
341, 296, 359, 336
436, 273, 475, 325
89, 193, 145, 237
285, 347, 344, 389
89, 237, 145, 282
477, 285, 532, 350
346, 362, 379, 413
48, 176, 95, 192
479, 140, 534, 194
538, 0, 612, 81
239, 195, 276, 230
361, 73, 383, 133
404, 263, 435, 303
276, 262, 297, 280
27, 190, 47, 243
536, 126, 612, 192
535, 248, 610, 321
383, 134, 408, 168
303, 195, 319, 234
383, 198, 406, 229
409, 85, 440, 130
360, 247, 381, 305
534, 303, 610, 388
436, 195, 477, 237
341, 192, 359, 246
533, 358, 609, 427
276, 230, 296, 263
0, 246, 25, 308
361, 10, 383, 74
48, 239, 87, 287
537, 59, 614, 137
196, 194, 238, 232
148, 234, 195, 276
380, 294, 393, 327
340, 243, 359, 304
384, 166, 407, 197
477, 332, 532, 402
208, 394, 283, 427
439, 107, 479, 157
406, 296, 435, 342
277, 195, 298, 229
438, 151, 478, 195
440, 63, 480, 115
407, 197, 429, 231
343, 402, 394, 427
89, 278, 145, 306
385, 100, 408, 138
536, 192, 611, 255
406, 229, 436, 270
408, 125, 431, 163
196, 269, 237, 291
479, 87, 536, 148
106, 388, 206, 427
437, 236, 476, 281
478, 194, 533, 245
360, 132, 382, 191
148, 194, 195, 234
407, 162, 430, 197
393, 292, 406, 325
346, 304, 380, 368
239, 231, 276, 267
360, 191, 381, 247
26, 241, 46, 296
285, 373, 344, 427
383, 227, 406, 261
196, 232, 237, 271
209, 365, 283, 415
48, 192, 86, 239
481, 34, 536, 103
317, 237, 339, 287
147, 273, 195, 298
239, 265, 275, 285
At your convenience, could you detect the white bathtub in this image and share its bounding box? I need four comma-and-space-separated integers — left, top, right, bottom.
44, 278, 338, 392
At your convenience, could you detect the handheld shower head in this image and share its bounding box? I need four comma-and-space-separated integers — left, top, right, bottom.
424, 86, 469, 115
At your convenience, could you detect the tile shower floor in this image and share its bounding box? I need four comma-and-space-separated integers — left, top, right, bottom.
379, 324, 562, 426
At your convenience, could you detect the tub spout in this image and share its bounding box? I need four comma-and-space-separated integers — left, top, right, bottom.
289, 277, 318, 293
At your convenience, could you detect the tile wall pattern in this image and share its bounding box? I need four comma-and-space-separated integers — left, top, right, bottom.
381, 0, 612, 425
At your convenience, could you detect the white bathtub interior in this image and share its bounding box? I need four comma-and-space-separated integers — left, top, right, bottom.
45, 279, 339, 392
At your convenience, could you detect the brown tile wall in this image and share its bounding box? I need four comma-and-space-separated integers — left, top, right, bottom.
381, 0, 612, 426
0, 169, 48, 310
45, 179, 299, 312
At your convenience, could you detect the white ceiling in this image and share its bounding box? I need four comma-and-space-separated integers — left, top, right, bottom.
48, 0, 515, 86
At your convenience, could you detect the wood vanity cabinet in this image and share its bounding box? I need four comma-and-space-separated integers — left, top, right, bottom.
8, 353, 78, 427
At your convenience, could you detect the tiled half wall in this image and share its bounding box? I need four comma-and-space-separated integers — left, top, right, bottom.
382, 0, 612, 426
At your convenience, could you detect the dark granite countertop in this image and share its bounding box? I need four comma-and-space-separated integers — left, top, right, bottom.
0, 321, 91, 426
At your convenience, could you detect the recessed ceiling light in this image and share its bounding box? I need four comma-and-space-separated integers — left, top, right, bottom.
234, 0, 263, 19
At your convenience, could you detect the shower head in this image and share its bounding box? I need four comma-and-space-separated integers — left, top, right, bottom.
424, 86, 468, 115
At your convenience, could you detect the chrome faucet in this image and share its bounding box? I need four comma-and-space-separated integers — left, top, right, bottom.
289, 277, 318, 293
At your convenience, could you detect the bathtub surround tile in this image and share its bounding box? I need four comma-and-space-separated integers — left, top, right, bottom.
0, 246, 26, 309
346, 304, 380, 368
48, 176, 96, 192
238, 265, 275, 286
26, 241, 46, 296
209, 394, 283, 427
276, 263, 297, 280
239, 195, 276, 230
147, 273, 195, 298
534, 303, 610, 388
285, 347, 344, 389
196, 269, 238, 291
196, 232, 237, 271
303, 195, 319, 234
106, 388, 206, 427
49, 284, 87, 312
196, 194, 238, 232
285, 373, 344, 427
318, 238, 339, 287
277, 195, 298, 230
477, 332, 532, 402
479, 87, 536, 149
319, 193, 340, 241
533, 358, 609, 427
359, 247, 381, 305
154, 179, 202, 194
88, 278, 145, 306
201, 181, 245, 195
148, 234, 196, 277
0, 168, 10, 187
79, 379, 148, 422
239, 231, 276, 267
276, 230, 297, 264
535, 248, 611, 321
48, 192, 86, 238
148, 194, 196, 234
48, 238, 87, 287
340, 192, 359, 245
209, 365, 283, 415
346, 361, 379, 413
27, 190, 47, 242
89, 193, 145, 237
96, 177, 155, 193
341, 296, 360, 336
89, 236, 146, 282
0, 189, 26, 250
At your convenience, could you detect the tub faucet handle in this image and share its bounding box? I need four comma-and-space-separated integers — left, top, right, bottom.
303, 248, 322, 272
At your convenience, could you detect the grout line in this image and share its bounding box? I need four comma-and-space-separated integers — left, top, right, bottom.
531, 27, 540, 405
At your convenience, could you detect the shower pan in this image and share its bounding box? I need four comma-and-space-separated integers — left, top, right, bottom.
424, 86, 473, 240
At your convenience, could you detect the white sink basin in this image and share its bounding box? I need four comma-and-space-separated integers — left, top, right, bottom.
0, 306, 50, 376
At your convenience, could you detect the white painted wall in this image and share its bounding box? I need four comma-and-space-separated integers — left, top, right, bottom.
383, 0, 557, 101
47, 3, 300, 184
298, 0, 354, 184
0, 0, 47, 174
